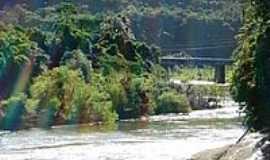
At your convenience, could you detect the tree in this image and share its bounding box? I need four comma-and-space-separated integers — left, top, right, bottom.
94, 15, 160, 75
27, 3, 101, 68
232, 0, 270, 131
0, 26, 47, 101
27, 66, 117, 126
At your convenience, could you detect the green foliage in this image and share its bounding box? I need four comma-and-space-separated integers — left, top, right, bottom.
25, 3, 102, 68
0, 93, 27, 130
0, 26, 47, 100
27, 66, 117, 126
105, 72, 156, 119
187, 84, 229, 110
156, 91, 191, 114
231, 0, 270, 131
0, 26, 48, 74
0, 26, 35, 73
120, 0, 242, 24
61, 49, 92, 83
171, 66, 233, 83
95, 15, 160, 75
1, 1, 242, 58
171, 66, 215, 82
0, 3, 172, 129
29, 0, 241, 24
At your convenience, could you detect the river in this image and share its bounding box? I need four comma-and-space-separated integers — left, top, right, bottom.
0, 101, 244, 160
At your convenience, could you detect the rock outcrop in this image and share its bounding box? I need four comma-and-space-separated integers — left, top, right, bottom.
190, 134, 262, 160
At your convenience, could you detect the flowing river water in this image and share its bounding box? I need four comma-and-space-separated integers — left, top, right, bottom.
0, 101, 244, 160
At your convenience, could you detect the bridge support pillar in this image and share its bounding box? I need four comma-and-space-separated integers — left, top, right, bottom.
215, 65, 225, 83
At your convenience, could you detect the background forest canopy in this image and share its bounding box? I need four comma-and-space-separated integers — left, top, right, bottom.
1, 0, 243, 58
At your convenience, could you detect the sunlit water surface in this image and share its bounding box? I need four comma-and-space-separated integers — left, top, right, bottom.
0, 102, 244, 160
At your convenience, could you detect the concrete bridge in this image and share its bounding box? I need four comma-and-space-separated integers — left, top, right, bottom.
160, 57, 233, 83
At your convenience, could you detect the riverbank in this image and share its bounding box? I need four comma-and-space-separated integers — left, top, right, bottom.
0, 106, 243, 160
1, 79, 233, 131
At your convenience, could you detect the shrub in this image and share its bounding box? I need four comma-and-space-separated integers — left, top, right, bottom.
105, 72, 155, 119
61, 49, 92, 83
0, 93, 27, 130
156, 91, 191, 114
27, 66, 117, 127
106, 73, 128, 116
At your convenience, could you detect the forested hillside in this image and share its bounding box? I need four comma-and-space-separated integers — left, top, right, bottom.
1, 0, 243, 58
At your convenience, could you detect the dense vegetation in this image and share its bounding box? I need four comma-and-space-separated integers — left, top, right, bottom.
0, 0, 243, 58
0, 3, 193, 130
0, 1, 243, 130
156, 91, 191, 114
171, 66, 233, 82
232, 0, 270, 131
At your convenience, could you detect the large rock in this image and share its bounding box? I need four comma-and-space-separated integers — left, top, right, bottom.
169, 79, 228, 110
190, 134, 262, 160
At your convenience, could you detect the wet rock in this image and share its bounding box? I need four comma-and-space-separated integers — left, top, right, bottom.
169, 79, 228, 110
190, 134, 262, 160
190, 145, 231, 160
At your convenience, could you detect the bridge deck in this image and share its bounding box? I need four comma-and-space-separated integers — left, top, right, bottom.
160, 57, 233, 66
